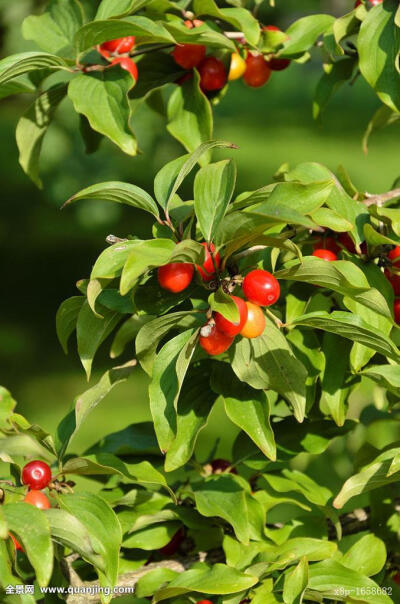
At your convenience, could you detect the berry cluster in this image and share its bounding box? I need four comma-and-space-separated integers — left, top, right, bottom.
172, 21, 290, 92
97, 36, 138, 81
10, 460, 52, 551
158, 244, 279, 356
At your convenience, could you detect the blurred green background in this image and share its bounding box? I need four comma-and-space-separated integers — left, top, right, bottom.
1, 0, 400, 493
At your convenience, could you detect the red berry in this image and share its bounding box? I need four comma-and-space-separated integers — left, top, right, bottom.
214, 296, 248, 337
394, 299, 400, 324
24, 490, 51, 510
198, 57, 227, 92
394, 572, 400, 585
242, 269, 280, 307
197, 242, 221, 282
172, 44, 206, 69
264, 25, 280, 32
266, 57, 290, 71
199, 325, 234, 356
313, 236, 340, 255
159, 527, 185, 556
240, 302, 266, 339
10, 534, 23, 551
22, 461, 51, 490
243, 53, 271, 87
196, 601, 213, 604
388, 246, 400, 266
100, 37, 135, 54
111, 57, 138, 81
337, 233, 367, 254
210, 459, 238, 474
354, 0, 362, 6
312, 248, 338, 262
385, 269, 400, 296
158, 263, 194, 293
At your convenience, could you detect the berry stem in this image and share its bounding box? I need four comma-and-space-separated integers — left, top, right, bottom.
265, 308, 284, 329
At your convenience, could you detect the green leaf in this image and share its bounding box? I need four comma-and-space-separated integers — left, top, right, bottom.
22, 0, 84, 57
320, 333, 351, 426
0, 76, 36, 101
95, 0, 148, 19
154, 563, 257, 602
110, 314, 154, 359
310, 206, 353, 232
123, 522, 181, 549
275, 257, 392, 320
313, 58, 356, 119
212, 362, 276, 461
68, 69, 137, 156
362, 104, 400, 153
167, 71, 213, 165
280, 15, 335, 58
292, 311, 400, 362
341, 534, 386, 577
194, 475, 250, 544
91, 240, 141, 280
77, 301, 121, 378
361, 364, 400, 394
56, 361, 136, 457
263, 469, 331, 507
168, 239, 206, 264
120, 239, 175, 295
0, 387, 17, 430
130, 51, 185, 101
86, 421, 159, 457
74, 16, 175, 54
358, 0, 400, 113
208, 288, 240, 323
333, 448, 400, 509
149, 329, 198, 453
3, 503, 53, 587
249, 180, 334, 215
164, 21, 236, 52
283, 557, 308, 604
61, 453, 172, 497
7, 414, 57, 457
193, 0, 260, 45
58, 492, 121, 591
194, 159, 236, 241
308, 559, 393, 603
0, 52, 67, 86
136, 311, 202, 375
231, 317, 307, 422
136, 568, 179, 598
45, 508, 102, 570
16, 83, 67, 188
165, 361, 216, 471
64, 181, 159, 217
56, 296, 84, 354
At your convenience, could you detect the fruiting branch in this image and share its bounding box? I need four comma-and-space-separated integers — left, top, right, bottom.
363, 188, 400, 207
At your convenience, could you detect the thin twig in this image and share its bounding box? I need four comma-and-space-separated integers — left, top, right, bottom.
363, 188, 400, 207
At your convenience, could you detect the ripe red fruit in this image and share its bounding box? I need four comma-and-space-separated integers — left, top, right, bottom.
197, 242, 221, 282
172, 44, 206, 69
100, 37, 135, 54
338, 232, 367, 254
10, 534, 23, 551
214, 296, 248, 337
240, 302, 266, 339
313, 236, 340, 255
198, 57, 227, 91
242, 269, 280, 307
388, 246, 400, 266
196, 601, 213, 604
266, 57, 291, 71
394, 299, 400, 324
199, 325, 234, 356
159, 527, 185, 556
264, 25, 280, 32
158, 263, 194, 293
243, 53, 271, 87
24, 490, 51, 510
22, 460, 52, 490
210, 459, 238, 474
385, 269, 400, 296
111, 57, 138, 81
394, 571, 400, 585
312, 248, 338, 262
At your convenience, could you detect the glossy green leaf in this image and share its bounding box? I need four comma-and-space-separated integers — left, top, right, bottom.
193, 0, 260, 45
0, 52, 67, 86
149, 329, 198, 453
208, 288, 240, 323
194, 159, 236, 241
68, 69, 137, 156
90, 241, 141, 280
167, 71, 213, 165
3, 503, 53, 587
341, 534, 386, 577
231, 317, 307, 422
22, 0, 84, 57
280, 14, 335, 58
120, 239, 175, 295
358, 0, 400, 112
320, 333, 351, 426
95, 0, 148, 19
55, 296, 83, 354
64, 181, 159, 216
283, 557, 308, 604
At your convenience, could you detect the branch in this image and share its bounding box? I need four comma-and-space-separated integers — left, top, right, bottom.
363, 188, 400, 207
